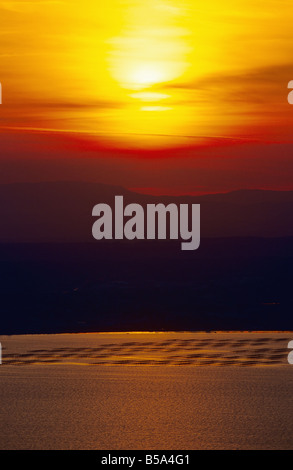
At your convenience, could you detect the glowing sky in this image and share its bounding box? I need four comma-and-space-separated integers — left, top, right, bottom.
1, 0, 292, 142
0, 0, 293, 192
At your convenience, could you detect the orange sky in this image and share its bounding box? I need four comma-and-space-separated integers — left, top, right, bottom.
0, 0, 293, 193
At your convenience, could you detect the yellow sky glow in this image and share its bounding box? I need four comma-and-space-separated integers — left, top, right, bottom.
0, 0, 293, 147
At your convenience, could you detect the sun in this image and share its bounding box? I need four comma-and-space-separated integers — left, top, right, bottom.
130, 63, 166, 90
107, 2, 190, 92
101, 1, 193, 145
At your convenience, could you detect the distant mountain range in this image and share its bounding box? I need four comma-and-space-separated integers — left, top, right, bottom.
1, 182, 293, 333
0, 182, 293, 241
